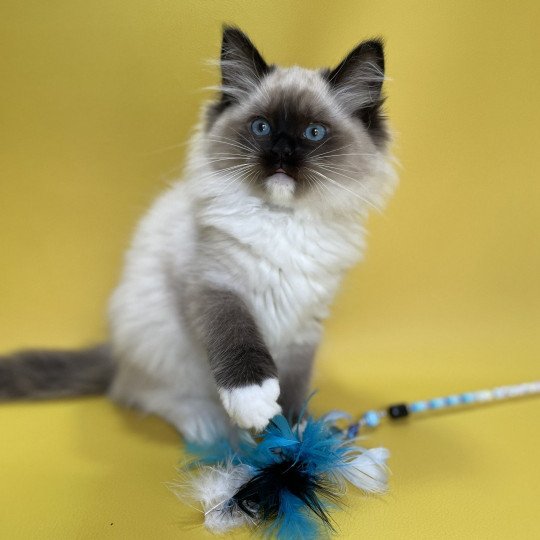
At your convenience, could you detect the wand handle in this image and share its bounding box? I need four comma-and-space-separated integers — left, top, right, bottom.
345, 380, 540, 438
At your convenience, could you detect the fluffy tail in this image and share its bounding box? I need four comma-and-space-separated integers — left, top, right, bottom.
0, 344, 115, 399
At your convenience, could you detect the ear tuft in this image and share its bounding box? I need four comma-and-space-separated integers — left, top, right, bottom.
219, 26, 270, 104
326, 39, 388, 143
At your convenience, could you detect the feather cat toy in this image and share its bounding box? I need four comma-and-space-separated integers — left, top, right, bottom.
180, 413, 389, 538
176, 380, 540, 538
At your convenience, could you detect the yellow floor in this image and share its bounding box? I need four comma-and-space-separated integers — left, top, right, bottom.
1, 1, 540, 538
1, 354, 539, 539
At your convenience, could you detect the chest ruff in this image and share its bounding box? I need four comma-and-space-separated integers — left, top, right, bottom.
198, 203, 366, 349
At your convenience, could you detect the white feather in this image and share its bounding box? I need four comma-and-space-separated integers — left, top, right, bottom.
173, 462, 254, 534
340, 447, 390, 493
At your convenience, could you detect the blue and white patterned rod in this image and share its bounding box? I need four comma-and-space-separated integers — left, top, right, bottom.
346, 381, 540, 438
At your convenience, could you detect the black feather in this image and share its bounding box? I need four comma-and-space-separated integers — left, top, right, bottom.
232, 453, 340, 534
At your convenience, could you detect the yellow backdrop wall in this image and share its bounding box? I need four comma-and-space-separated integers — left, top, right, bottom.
1, 1, 539, 538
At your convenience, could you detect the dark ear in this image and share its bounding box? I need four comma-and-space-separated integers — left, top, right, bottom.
326, 39, 387, 142
219, 26, 271, 103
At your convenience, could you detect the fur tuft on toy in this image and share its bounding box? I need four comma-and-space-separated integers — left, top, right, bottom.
174, 413, 389, 538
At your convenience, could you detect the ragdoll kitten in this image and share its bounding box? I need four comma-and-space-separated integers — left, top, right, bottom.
0, 27, 396, 443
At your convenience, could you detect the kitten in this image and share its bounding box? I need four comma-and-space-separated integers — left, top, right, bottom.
0, 27, 396, 443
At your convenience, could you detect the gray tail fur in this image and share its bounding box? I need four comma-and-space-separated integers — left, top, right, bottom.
0, 344, 115, 400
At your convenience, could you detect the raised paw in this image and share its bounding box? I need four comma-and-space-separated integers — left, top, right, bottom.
218, 378, 281, 431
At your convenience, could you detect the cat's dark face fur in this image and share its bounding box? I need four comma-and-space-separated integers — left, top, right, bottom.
202, 27, 393, 212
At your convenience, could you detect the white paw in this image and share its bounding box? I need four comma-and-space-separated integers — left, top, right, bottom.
218, 379, 281, 431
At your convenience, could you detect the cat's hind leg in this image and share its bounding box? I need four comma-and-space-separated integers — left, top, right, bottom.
152, 396, 232, 443
274, 337, 319, 423
109, 363, 232, 443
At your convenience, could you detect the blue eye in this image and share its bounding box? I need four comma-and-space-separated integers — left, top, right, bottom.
251, 118, 271, 136
304, 124, 327, 142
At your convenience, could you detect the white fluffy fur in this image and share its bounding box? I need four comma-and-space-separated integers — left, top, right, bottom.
219, 378, 281, 430
265, 172, 296, 206
106, 64, 396, 442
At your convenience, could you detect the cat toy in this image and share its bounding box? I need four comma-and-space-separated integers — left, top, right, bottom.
175, 380, 540, 539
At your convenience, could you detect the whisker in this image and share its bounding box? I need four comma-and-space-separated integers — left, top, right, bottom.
203, 163, 255, 180
306, 173, 351, 217
208, 132, 253, 148
210, 152, 250, 157
316, 164, 365, 181
305, 167, 381, 213
230, 128, 259, 152
205, 142, 253, 155
312, 152, 377, 160
311, 143, 355, 159
205, 156, 255, 164
206, 136, 254, 153
306, 136, 333, 157
315, 165, 383, 201
242, 167, 260, 191
310, 164, 379, 198
314, 163, 362, 174
211, 169, 249, 197
305, 172, 331, 200
217, 165, 259, 197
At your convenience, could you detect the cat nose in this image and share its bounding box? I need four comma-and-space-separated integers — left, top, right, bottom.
271, 135, 295, 163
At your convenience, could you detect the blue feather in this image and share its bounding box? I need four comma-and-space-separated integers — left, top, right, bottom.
185, 437, 237, 466
269, 490, 322, 540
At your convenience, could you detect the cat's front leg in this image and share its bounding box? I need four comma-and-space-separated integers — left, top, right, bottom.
187, 286, 281, 431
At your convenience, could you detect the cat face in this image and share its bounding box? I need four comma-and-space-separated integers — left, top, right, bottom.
202, 27, 393, 212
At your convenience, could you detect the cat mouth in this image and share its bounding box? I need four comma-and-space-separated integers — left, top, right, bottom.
273, 168, 296, 181
269, 171, 295, 184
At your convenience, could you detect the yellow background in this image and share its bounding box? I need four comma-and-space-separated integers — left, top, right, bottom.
1, 1, 539, 538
